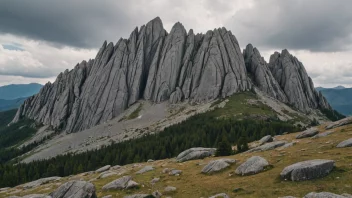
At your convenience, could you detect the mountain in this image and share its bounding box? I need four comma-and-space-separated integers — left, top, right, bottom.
319, 88, 352, 116
0, 97, 27, 112
0, 83, 43, 100
11, 17, 333, 133
316, 85, 346, 91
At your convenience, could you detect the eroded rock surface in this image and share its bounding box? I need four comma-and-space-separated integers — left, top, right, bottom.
304, 192, 347, 198
102, 176, 138, 190
176, 147, 216, 162
336, 138, 352, 148
280, 159, 335, 181
235, 156, 269, 176
296, 128, 319, 139
202, 159, 236, 174
50, 180, 96, 198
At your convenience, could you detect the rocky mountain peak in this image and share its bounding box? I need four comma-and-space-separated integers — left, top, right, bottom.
11, 18, 331, 133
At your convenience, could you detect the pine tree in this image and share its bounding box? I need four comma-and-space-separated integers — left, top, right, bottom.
237, 136, 249, 153
215, 135, 233, 156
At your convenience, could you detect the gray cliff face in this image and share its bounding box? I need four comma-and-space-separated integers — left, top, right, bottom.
12, 17, 251, 133
268, 49, 330, 112
243, 44, 288, 103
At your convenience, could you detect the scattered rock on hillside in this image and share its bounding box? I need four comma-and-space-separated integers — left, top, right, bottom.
150, 177, 160, 184
202, 159, 237, 174
152, 191, 163, 198
111, 165, 122, 170
98, 171, 117, 179
304, 192, 347, 198
19, 194, 51, 198
259, 135, 273, 145
209, 193, 230, 198
326, 117, 352, 130
235, 156, 269, 176
280, 159, 335, 181
102, 195, 112, 198
342, 193, 352, 198
176, 147, 216, 162
136, 165, 154, 174
281, 142, 296, 149
50, 180, 96, 198
246, 141, 287, 152
123, 194, 150, 198
169, 169, 182, 175
22, 177, 61, 189
147, 159, 155, 162
95, 165, 111, 173
164, 186, 177, 193
279, 196, 297, 198
312, 131, 333, 139
296, 128, 319, 139
336, 138, 352, 148
102, 176, 138, 190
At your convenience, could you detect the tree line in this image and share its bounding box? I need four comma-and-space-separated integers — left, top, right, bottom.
0, 113, 300, 187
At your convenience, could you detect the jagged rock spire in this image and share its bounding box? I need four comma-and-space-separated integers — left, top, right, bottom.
12, 18, 251, 133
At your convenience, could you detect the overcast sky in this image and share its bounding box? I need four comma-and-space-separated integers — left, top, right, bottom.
0, 0, 351, 87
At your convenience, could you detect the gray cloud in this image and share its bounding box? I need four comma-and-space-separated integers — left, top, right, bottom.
0, 0, 139, 48
228, 0, 352, 52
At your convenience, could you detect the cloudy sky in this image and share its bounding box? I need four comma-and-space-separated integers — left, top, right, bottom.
0, 0, 351, 87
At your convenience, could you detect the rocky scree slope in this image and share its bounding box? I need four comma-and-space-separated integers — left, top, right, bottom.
11, 17, 330, 133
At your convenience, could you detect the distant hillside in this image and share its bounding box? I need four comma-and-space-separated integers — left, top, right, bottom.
0, 83, 43, 100
316, 85, 346, 91
319, 88, 352, 116
0, 97, 27, 112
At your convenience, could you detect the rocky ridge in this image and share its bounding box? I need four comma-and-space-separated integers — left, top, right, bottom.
11, 17, 330, 133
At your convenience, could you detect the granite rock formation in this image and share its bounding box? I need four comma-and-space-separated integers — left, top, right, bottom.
11, 18, 331, 133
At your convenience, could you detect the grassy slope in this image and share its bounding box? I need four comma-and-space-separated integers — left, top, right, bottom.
6, 122, 352, 198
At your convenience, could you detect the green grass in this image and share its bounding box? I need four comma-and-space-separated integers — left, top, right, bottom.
126, 104, 143, 120
207, 92, 276, 119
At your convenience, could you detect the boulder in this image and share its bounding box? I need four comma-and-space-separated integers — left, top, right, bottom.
246, 141, 287, 152
296, 128, 319, 139
259, 135, 273, 145
22, 195, 52, 198
202, 159, 237, 174
95, 165, 111, 173
98, 171, 117, 179
164, 186, 177, 192
209, 193, 230, 198
336, 138, 352, 148
304, 192, 346, 198
23, 177, 61, 189
280, 159, 335, 181
50, 180, 96, 198
123, 194, 150, 198
152, 191, 163, 198
235, 156, 269, 176
136, 166, 154, 174
176, 147, 216, 162
312, 131, 333, 139
150, 177, 160, 184
102, 196, 112, 198
169, 169, 182, 176
326, 117, 352, 130
102, 176, 138, 190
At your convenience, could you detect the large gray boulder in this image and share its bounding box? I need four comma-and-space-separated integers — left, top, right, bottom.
304, 192, 347, 198
259, 135, 274, 145
326, 117, 352, 130
246, 141, 287, 153
102, 176, 138, 190
50, 180, 97, 198
336, 138, 352, 148
235, 156, 269, 176
136, 166, 154, 174
23, 177, 61, 189
176, 147, 216, 162
296, 128, 319, 139
280, 159, 335, 181
202, 159, 237, 174
312, 131, 333, 139
95, 165, 111, 173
